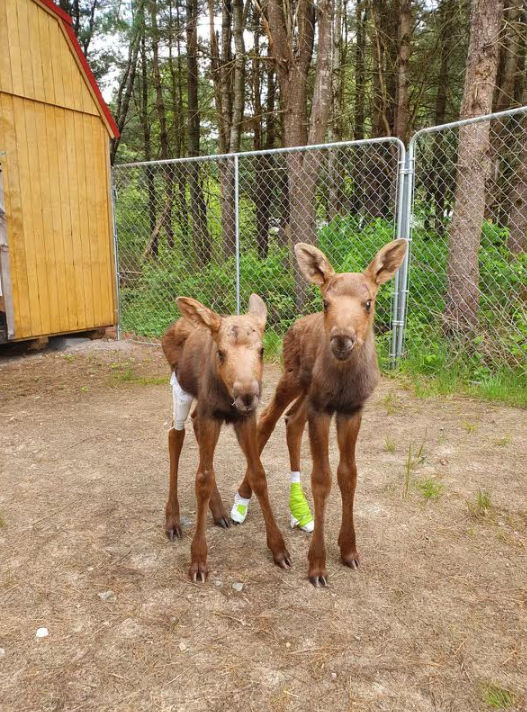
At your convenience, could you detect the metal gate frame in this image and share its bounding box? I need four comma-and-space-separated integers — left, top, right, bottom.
112, 105, 527, 371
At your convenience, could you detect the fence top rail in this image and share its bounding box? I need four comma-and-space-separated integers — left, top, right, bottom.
113, 136, 405, 171
409, 104, 527, 150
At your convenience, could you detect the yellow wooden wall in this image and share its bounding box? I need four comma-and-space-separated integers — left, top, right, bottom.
0, 0, 117, 339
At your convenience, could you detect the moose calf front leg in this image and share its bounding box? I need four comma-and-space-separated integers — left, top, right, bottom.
165, 428, 185, 540
192, 410, 230, 529
336, 413, 362, 569
307, 409, 332, 586
235, 418, 291, 570
189, 418, 221, 582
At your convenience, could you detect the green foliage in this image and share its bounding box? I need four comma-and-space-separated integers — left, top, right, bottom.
481, 683, 513, 709
116, 206, 526, 406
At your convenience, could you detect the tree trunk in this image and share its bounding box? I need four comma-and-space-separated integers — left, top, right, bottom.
187, 0, 211, 267
487, 0, 526, 224
110, 5, 142, 163
432, 0, 456, 230
139, 14, 156, 254
354, 0, 367, 141
150, 0, 174, 252
446, 0, 504, 332
507, 80, 527, 255
395, 0, 412, 144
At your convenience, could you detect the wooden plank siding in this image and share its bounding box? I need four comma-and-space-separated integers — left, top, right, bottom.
0, 0, 117, 339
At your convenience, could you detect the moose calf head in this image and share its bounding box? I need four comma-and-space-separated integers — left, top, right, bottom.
176, 294, 267, 414
295, 239, 407, 362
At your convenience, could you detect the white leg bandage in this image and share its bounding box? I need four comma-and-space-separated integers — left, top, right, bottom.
170, 372, 193, 431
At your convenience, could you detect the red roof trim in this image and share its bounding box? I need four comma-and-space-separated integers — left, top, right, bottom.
36, 0, 73, 26
35, 0, 120, 138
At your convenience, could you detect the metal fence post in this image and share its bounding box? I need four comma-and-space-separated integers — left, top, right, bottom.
111, 181, 122, 341
234, 154, 241, 315
395, 141, 415, 359
391, 144, 408, 365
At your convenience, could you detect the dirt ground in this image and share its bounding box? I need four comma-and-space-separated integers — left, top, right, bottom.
0, 339, 525, 712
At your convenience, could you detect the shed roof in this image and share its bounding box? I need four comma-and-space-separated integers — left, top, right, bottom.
33, 0, 120, 138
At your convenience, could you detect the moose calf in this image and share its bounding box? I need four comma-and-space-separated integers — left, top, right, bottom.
162, 294, 290, 582
234, 240, 407, 586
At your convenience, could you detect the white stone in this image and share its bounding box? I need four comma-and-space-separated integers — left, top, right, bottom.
36, 627, 49, 638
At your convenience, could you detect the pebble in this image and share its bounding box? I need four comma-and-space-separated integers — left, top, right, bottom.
36, 627, 49, 638
214, 580, 223, 587
331, 672, 337, 680
179, 640, 187, 652
0, 648, 5, 658
232, 582, 244, 592
98, 590, 116, 602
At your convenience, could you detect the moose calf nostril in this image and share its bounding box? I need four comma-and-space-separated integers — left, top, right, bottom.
242, 393, 254, 407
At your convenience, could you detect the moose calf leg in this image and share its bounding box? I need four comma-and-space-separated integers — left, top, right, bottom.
336, 413, 362, 569
235, 419, 291, 570
236, 378, 302, 500
192, 410, 229, 529
165, 427, 185, 540
285, 396, 308, 472
307, 410, 332, 586
189, 418, 221, 582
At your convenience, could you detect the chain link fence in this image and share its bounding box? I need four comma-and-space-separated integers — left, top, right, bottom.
113, 138, 404, 365
113, 109, 527, 378
405, 107, 527, 379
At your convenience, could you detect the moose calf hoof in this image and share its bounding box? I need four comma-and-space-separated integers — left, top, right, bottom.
308, 573, 328, 588
165, 517, 183, 541
273, 549, 292, 570
213, 514, 231, 530
308, 560, 328, 587
189, 560, 208, 583
341, 552, 360, 570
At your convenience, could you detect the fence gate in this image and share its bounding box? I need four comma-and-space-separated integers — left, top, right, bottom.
113, 110, 527, 378
113, 138, 405, 367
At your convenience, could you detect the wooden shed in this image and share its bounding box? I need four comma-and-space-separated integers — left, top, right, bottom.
0, 0, 119, 344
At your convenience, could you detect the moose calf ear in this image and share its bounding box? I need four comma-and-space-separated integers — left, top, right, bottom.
294, 243, 335, 287
365, 239, 407, 286
248, 293, 267, 330
176, 297, 222, 333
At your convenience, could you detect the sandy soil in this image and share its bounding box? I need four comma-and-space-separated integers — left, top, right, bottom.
0, 340, 525, 712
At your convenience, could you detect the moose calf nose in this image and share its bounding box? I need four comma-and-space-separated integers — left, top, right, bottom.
233, 380, 260, 413
330, 332, 355, 361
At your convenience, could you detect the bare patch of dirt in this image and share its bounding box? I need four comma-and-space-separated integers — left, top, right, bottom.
0, 341, 526, 711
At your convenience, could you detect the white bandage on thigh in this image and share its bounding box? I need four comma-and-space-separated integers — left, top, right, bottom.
170, 371, 193, 430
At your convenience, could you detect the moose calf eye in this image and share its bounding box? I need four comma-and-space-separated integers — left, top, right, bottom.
365, 300, 372, 312
323, 300, 329, 311
217, 349, 226, 361
260, 347, 265, 359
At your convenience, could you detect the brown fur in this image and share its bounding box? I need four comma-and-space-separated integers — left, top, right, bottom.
236, 239, 407, 586
161, 294, 290, 582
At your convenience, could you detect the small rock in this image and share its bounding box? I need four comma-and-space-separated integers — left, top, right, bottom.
214, 580, 223, 587
0, 648, 5, 658
36, 627, 49, 638
232, 582, 244, 592
285, 642, 291, 648
179, 640, 188, 652
98, 590, 116, 602
439, 458, 448, 466
331, 672, 337, 680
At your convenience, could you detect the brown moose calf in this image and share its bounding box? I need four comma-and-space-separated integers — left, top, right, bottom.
162, 294, 290, 582
235, 240, 407, 586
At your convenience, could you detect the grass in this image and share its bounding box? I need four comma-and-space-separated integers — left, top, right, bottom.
384, 436, 396, 453
468, 488, 493, 519
462, 420, 479, 433
384, 391, 402, 416
110, 366, 166, 387
402, 439, 426, 499
415, 478, 444, 500
0, 514, 5, 528
481, 682, 513, 709
495, 434, 511, 447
